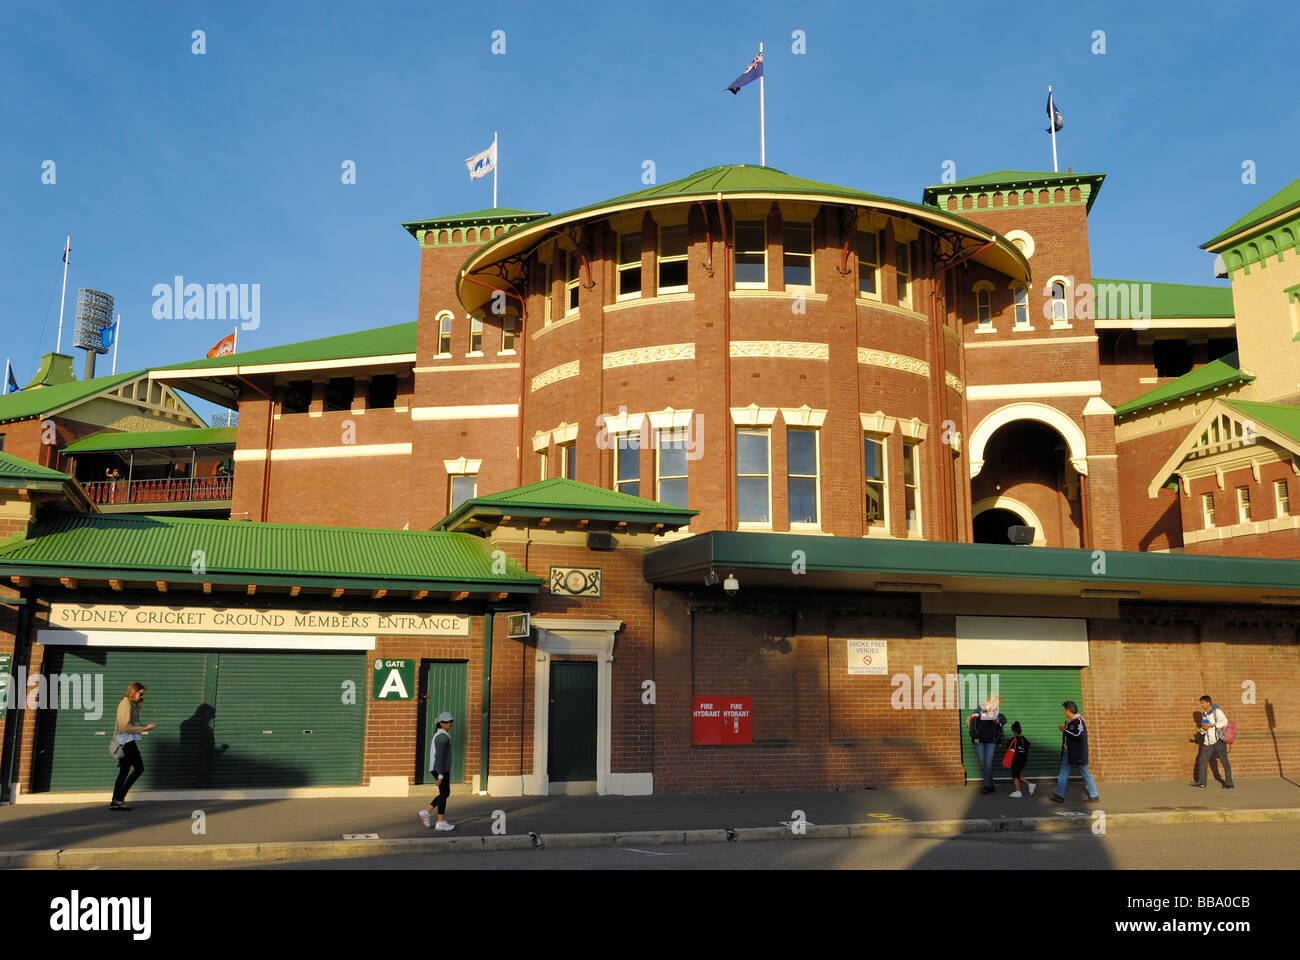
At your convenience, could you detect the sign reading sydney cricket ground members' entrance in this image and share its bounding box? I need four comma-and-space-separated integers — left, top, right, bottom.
48, 603, 471, 637
847, 639, 887, 675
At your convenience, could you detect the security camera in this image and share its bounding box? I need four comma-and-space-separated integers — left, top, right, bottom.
723, 574, 740, 596
703, 569, 719, 587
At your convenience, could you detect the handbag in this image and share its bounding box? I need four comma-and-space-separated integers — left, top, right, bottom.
1001, 737, 1016, 769
109, 735, 125, 760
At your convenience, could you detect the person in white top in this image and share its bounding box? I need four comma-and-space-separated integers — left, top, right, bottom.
1191, 695, 1234, 788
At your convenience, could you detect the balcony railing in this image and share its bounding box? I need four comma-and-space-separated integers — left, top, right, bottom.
84, 475, 234, 505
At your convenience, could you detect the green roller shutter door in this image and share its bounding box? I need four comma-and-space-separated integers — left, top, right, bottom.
419, 660, 467, 784
31, 648, 211, 792
209, 652, 366, 788
957, 666, 1083, 782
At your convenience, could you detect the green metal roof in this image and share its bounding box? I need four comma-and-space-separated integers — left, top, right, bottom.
644, 531, 1300, 602
24, 352, 78, 389
1092, 278, 1234, 319
151, 322, 416, 374
922, 169, 1107, 212
0, 370, 141, 425
0, 450, 70, 484
437, 478, 697, 532
1114, 353, 1254, 419
1203, 176, 1300, 248
402, 207, 549, 234
62, 427, 237, 455
1222, 399, 1300, 445
0, 513, 540, 592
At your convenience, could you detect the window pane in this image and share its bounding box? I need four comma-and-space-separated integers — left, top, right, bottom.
568, 286, 579, 311
865, 481, 885, 526
737, 430, 769, 474
617, 443, 638, 483
787, 429, 816, 475
658, 259, 688, 290
896, 242, 909, 274
903, 444, 917, 485
659, 477, 687, 509
620, 268, 641, 296
660, 225, 687, 259
367, 374, 397, 409
562, 445, 575, 479
734, 222, 764, 253
450, 475, 477, 511
620, 233, 640, 265
659, 443, 687, 478
734, 254, 765, 285
788, 477, 817, 524
864, 436, 883, 481
325, 377, 353, 412
783, 254, 811, 287
738, 477, 769, 522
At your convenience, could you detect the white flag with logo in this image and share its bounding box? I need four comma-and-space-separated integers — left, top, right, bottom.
465, 141, 497, 180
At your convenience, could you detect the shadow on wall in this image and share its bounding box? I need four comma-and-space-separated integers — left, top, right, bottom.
1266, 700, 1300, 789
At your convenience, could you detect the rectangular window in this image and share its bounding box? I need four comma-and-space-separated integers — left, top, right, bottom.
438, 314, 452, 355
783, 222, 813, 290
786, 428, 818, 524
469, 316, 483, 354
656, 428, 689, 509
614, 434, 639, 497
734, 221, 766, 289
657, 225, 688, 294
282, 380, 312, 415
449, 474, 477, 512
858, 230, 880, 298
566, 250, 581, 315
367, 374, 397, 409
736, 427, 770, 523
501, 315, 516, 353
539, 450, 548, 481
1237, 485, 1252, 523
324, 377, 353, 412
864, 434, 887, 530
618, 232, 642, 300
896, 242, 912, 309
976, 289, 992, 330
903, 441, 922, 535
1277, 479, 1292, 517
560, 442, 576, 480
1013, 286, 1030, 328
1202, 492, 1216, 528
541, 261, 553, 325
0, 434, 6, 452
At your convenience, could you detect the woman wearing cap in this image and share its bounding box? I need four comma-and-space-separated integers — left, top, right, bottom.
418, 712, 455, 832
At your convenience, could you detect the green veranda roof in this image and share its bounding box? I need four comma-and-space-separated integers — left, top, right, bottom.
1115, 353, 1253, 419
1203, 176, 1300, 248
1092, 279, 1233, 319
0, 450, 70, 483
438, 478, 697, 532
62, 427, 237, 455
152, 321, 416, 374
0, 513, 540, 592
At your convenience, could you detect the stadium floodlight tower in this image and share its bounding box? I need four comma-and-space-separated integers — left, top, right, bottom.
73, 288, 115, 379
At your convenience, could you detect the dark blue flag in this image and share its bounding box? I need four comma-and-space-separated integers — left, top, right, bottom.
101, 318, 116, 350
5, 361, 19, 394
1046, 90, 1063, 133
726, 51, 763, 94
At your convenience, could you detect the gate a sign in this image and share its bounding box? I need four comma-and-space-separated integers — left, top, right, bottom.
372, 658, 415, 700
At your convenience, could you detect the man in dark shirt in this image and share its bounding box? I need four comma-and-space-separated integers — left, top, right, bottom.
1050, 700, 1099, 803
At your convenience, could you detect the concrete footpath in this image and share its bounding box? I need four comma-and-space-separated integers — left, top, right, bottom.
1, 777, 1297, 868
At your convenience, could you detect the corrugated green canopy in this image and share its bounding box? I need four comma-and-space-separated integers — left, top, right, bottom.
1115, 353, 1253, 419
62, 427, 237, 455
1222, 399, 1300, 444
0, 513, 540, 592
151, 321, 416, 374
1203, 176, 1300, 248
1092, 278, 1233, 319
438, 478, 696, 532
0, 450, 70, 483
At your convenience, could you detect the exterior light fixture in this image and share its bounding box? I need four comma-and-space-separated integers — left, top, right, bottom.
703, 569, 719, 587
723, 574, 740, 596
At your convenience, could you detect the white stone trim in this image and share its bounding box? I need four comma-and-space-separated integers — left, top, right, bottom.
532, 361, 580, 392
964, 335, 1098, 349
897, 417, 928, 440
598, 409, 647, 434
647, 407, 695, 430
603, 343, 695, 369
529, 617, 623, 797
1003, 230, 1035, 259
966, 380, 1101, 400
729, 341, 830, 360
233, 443, 411, 462
553, 422, 579, 444
780, 405, 828, 427
730, 404, 780, 426
857, 348, 930, 378
1082, 397, 1116, 416
532, 431, 552, 452
968, 402, 1089, 477
860, 411, 898, 434
443, 457, 482, 474
411, 404, 519, 421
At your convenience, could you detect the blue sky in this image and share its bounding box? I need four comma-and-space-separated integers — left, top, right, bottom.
3, 0, 1297, 414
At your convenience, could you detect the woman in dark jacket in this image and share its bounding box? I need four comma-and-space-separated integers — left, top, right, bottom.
968, 694, 1007, 794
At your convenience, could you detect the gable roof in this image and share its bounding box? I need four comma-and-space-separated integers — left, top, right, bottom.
1221, 399, 1300, 445
1203, 177, 1300, 249
437, 478, 697, 533
0, 370, 142, 425
1115, 353, 1254, 420
0, 513, 540, 594
1091, 279, 1234, 320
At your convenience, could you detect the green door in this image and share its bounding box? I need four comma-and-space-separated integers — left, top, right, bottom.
958, 666, 1083, 782
547, 661, 597, 782
419, 660, 467, 784
209, 652, 366, 788
32, 648, 211, 792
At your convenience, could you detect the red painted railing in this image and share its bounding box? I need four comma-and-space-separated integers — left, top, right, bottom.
84, 475, 233, 505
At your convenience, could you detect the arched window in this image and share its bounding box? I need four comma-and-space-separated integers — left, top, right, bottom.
1049, 280, 1068, 324
976, 288, 992, 329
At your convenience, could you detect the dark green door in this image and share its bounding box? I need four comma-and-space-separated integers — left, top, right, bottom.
958, 666, 1083, 782
32, 648, 211, 792
209, 652, 366, 788
547, 661, 596, 782
419, 660, 467, 784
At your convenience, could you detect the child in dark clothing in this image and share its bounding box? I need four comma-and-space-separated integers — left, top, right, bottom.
1007, 721, 1035, 797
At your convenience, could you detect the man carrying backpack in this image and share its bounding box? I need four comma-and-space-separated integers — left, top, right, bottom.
1192, 695, 1235, 789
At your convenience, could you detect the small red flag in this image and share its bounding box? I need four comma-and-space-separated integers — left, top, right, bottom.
206, 331, 237, 358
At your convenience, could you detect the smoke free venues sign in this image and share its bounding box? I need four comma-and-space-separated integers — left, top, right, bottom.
847, 640, 888, 676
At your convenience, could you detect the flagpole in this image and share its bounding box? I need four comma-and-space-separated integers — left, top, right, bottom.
493, 131, 498, 208
1049, 86, 1059, 173
758, 43, 766, 167
111, 313, 121, 375
56, 236, 70, 354
3, 359, 10, 395
233, 326, 238, 354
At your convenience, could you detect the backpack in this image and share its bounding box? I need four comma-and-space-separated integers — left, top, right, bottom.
1219, 708, 1237, 745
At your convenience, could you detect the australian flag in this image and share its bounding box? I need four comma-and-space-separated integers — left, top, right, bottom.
726, 51, 763, 94
1046, 90, 1063, 133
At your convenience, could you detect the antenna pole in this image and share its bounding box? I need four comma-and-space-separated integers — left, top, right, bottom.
56, 236, 70, 353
